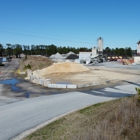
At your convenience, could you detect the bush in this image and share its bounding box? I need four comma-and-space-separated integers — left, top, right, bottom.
135, 87, 140, 101
23, 64, 31, 71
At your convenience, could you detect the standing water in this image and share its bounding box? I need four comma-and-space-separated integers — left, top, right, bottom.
0, 78, 20, 91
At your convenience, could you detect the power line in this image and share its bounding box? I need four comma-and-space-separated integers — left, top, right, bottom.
0, 27, 137, 48
0, 30, 94, 45
0, 30, 136, 48
0, 26, 95, 42
0, 26, 137, 45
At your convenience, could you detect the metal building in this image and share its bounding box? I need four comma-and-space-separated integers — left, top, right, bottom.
137, 40, 140, 55
79, 52, 91, 61
97, 37, 103, 53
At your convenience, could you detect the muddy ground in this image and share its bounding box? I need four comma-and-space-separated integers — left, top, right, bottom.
0, 58, 140, 106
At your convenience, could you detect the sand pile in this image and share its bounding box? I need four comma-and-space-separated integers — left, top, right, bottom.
33, 62, 90, 77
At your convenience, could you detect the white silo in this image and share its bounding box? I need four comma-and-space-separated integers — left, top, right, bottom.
92, 46, 97, 56
97, 37, 103, 52
137, 41, 140, 55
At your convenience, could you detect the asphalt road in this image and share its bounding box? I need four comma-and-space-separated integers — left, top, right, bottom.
0, 82, 139, 140
0, 58, 19, 80
0, 59, 140, 140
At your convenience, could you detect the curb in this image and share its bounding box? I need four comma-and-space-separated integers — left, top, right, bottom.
11, 99, 113, 140
47, 79, 119, 89
27, 76, 119, 89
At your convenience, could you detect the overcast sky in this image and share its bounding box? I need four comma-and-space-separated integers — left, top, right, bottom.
0, 0, 139, 49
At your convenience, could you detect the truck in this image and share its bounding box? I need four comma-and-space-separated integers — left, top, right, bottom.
0, 57, 3, 64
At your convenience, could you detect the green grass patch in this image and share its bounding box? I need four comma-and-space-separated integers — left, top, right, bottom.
79, 102, 106, 114
23, 96, 140, 140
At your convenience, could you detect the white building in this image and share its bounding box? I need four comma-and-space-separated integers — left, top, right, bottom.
79, 52, 91, 61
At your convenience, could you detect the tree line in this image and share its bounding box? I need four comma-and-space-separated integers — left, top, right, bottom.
104, 47, 133, 57
0, 43, 134, 58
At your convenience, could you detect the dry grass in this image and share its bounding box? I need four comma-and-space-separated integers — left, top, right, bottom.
23, 95, 140, 140
18, 56, 54, 71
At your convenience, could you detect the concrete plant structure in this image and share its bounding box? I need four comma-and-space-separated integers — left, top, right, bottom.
91, 46, 98, 57
79, 37, 104, 64
133, 41, 140, 64
97, 37, 103, 54
137, 40, 140, 55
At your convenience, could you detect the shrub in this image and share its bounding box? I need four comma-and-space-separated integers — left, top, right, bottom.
23, 64, 31, 71
135, 87, 140, 101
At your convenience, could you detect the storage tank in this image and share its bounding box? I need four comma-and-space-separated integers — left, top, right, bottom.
92, 47, 97, 57
97, 37, 103, 52
137, 41, 140, 55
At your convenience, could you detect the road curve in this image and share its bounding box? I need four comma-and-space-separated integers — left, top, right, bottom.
0, 83, 138, 140
0, 59, 19, 80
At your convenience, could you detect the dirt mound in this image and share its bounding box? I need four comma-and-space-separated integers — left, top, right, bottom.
33, 62, 90, 77
18, 55, 53, 71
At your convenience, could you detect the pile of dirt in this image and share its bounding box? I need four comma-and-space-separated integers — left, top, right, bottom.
123, 59, 134, 65
33, 62, 90, 77
18, 55, 54, 71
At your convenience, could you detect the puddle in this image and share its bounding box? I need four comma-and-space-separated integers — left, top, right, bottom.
0, 78, 21, 91
0, 78, 19, 85
0, 78, 46, 98
25, 92, 45, 98
11, 85, 20, 91
25, 92, 30, 98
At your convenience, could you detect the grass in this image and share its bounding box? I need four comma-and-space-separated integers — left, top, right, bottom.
23, 95, 140, 140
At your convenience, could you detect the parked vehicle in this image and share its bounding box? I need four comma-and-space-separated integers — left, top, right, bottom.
0, 57, 3, 64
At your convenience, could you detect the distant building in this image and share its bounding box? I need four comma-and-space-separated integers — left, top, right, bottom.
79, 52, 91, 62
137, 40, 140, 55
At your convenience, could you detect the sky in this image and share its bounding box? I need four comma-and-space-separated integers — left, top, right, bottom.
0, 0, 140, 49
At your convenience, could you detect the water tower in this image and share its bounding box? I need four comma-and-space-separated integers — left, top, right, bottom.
97, 37, 103, 54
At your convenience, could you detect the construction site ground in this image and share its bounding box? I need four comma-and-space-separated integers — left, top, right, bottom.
0, 58, 140, 105
18, 56, 140, 86
42, 62, 140, 85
